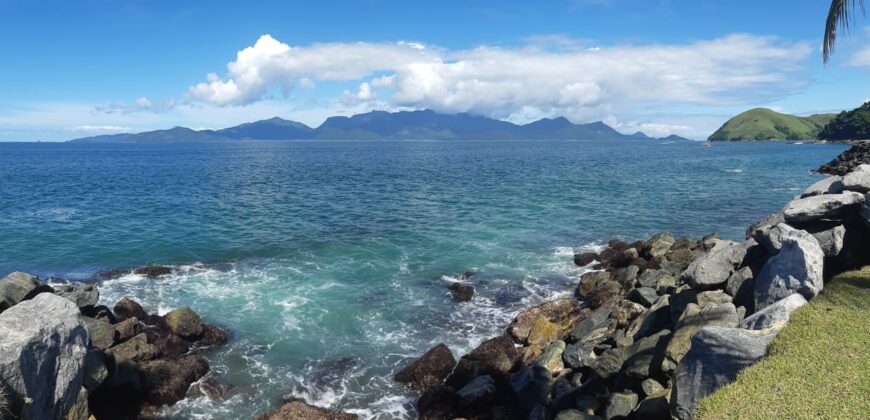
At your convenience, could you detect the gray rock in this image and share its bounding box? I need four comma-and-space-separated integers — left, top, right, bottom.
510, 365, 552, 410
534, 340, 566, 373
82, 350, 108, 392
592, 348, 624, 380
456, 374, 495, 406
614, 265, 640, 289
672, 326, 777, 420
647, 232, 676, 259
681, 239, 746, 290
83, 316, 115, 350
0, 293, 88, 419
555, 409, 599, 420
569, 305, 612, 342
863, 198, 870, 228
627, 287, 658, 308
622, 329, 671, 379
633, 392, 671, 419
746, 212, 785, 241
637, 269, 665, 288
725, 267, 754, 312
606, 391, 638, 419
627, 295, 671, 341
857, 163, 870, 172
782, 192, 865, 222
665, 302, 738, 369
808, 224, 846, 258
562, 342, 597, 370
842, 169, 870, 193
641, 378, 665, 397
741, 293, 807, 331
801, 176, 844, 198
0, 272, 44, 312
53, 283, 99, 309
754, 224, 824, 310
754, 222, 792, 254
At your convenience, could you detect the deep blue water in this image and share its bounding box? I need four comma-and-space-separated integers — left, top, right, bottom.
0, 140, 847, 418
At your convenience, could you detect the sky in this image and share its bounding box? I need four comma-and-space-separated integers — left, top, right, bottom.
1, 0, 869, 141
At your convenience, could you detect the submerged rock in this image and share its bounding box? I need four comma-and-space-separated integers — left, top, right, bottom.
256, 398, 358, 420
133, 266, 173, 277
449, 282, 474, 302
394, 343, 456, 393
0, 293, 88, 419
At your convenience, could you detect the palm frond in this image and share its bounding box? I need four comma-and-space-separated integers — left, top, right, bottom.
824, 0, 866, 64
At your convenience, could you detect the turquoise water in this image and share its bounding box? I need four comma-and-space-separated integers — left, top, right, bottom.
0, 140, 846, 418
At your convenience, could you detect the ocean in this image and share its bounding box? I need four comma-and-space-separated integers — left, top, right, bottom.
0, 139, 847, 418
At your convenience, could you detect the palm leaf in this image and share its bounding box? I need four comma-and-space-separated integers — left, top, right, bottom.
824, 0, 866, 63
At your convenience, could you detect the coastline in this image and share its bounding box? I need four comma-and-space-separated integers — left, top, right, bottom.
1, 143, 869, 419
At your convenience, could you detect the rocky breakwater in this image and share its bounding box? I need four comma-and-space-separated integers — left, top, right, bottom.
394, 164, 870, 419
0, 269, 229, 420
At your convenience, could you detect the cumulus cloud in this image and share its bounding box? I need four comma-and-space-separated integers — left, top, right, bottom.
188, 33, 812, 122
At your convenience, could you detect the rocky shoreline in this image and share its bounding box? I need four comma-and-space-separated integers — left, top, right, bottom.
391, 150, 870, 419
2, 146, 869, 419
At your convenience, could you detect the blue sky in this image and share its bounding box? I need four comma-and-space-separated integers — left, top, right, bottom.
1, 0, 868, 141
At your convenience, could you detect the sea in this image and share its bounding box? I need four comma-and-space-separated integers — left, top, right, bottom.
0, 139, 848, 418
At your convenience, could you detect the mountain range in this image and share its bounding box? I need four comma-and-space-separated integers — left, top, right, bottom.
708, 108, 837, 141
68, 110, 692, 143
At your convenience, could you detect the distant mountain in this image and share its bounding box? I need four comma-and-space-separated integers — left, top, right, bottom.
216, 117, 313, 140
68, 109, 695, 143
69, 127, 229, 143
708, 108, 836, 141
818, 102, 870, 141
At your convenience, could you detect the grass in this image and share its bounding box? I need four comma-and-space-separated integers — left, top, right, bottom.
696, 267, 870, 419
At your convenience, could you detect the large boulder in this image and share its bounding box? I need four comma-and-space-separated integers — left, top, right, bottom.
842, 169, 870, 193
0, 293, 88, 419
256, 398, 358, 420
800, 176, 844, 198
394, 343, 456, 393
507, 298, 583, 344
0, 272, 45, 312
664, 301, 738, 370
446, 336, 520, 389
805, 223, 846, 258
740, 292, 807, 331
53, 283, 99, 310
109, 333, 161, 361
163, 306, 203, 338
681, 239, 746, 290
672, 326, 777, 420
754, 224, 825, 310
725, 267, 755, 313
782, 192, 865, 222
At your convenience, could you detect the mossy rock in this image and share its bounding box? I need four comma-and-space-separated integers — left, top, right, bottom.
163, 307, 203, 338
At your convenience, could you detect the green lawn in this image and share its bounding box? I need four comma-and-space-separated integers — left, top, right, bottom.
696, 267, 870, 419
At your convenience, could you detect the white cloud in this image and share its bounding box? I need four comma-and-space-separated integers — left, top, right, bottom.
73, 125, 131, 133
848, 46, 870, 67
188, 34, 812, 123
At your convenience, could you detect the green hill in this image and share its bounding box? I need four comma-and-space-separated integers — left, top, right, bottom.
818, 102, 870, 141
708, 108, 836, 141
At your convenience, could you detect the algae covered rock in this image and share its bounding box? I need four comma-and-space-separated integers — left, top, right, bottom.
163, 306, 203, 338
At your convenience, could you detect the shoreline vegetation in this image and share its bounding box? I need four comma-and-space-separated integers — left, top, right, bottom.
1, 145, 869, 419
709, 103, 870, 143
